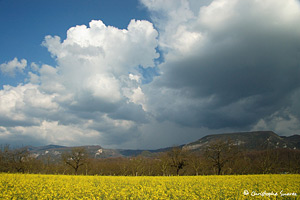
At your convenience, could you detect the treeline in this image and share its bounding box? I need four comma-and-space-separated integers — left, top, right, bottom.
1, 140, 300, 176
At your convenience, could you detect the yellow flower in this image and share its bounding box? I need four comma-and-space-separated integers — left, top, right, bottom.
0, 173, 299, 199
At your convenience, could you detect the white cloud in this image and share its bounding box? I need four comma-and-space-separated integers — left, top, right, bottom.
43, 20, 159, 72
39, 64, 65, 93
252, 110, 300, 136
85, 74, 121, 103
22, 87, 58, 110
0, 19, 160, 147
124, 86, 147, 111
0, 84, 58, 127
129, 73, 141, 83
3, 120, 102, 146
0, 84, 27, 123
41, 20, 159, 102
41, 19, 159, 116
140, 0, 197, 55
28, 72, 40, 84
1, 0, 300, 148
30, 62, 39, 71
0, 57, 27, 76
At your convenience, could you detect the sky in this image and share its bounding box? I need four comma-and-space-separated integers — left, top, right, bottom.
1, 0, 300, 149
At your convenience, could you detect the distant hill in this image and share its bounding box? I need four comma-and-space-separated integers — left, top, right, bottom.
183, 131, 300, 151
28, 144, 173, 161
27, 131, 300, 161
28, 144, 66, 151
29, 145, 123, 161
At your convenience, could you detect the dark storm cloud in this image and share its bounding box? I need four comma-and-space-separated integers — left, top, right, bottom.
0, 117, 37, 128
150, 36, 300, 128
145, 0, 300, 130
108, 102, 148, 123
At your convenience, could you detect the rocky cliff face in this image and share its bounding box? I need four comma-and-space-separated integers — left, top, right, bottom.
183, 131, 300, 151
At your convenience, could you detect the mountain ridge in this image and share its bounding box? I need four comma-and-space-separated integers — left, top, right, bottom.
184, 131, 300, 151
27, 131, 300, 159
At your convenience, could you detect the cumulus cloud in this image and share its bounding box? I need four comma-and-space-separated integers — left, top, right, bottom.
1, 0, 300, 148
41, 19, 158, 100
0, 19, 160, 147
0, 84, 58, 127
42, 19, 159, 119
0, 121, 102, 147
0, 57, 27, 76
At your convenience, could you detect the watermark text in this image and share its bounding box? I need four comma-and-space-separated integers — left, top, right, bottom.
243, 190, 297, 197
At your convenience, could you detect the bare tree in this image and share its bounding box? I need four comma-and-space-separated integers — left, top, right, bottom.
204, 140, 237, 175
167, 147, 188, 175
129, 156, 145, 176
7, 146, 30, 173
62, 147, 88, 175
188, 152, 203, 176
158, 152, 170, 176
255, 149, 279, 174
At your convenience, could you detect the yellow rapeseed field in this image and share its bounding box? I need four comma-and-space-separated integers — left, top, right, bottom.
0, 174, 299, 199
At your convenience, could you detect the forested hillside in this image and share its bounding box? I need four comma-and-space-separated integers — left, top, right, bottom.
1, 131, 299, 175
